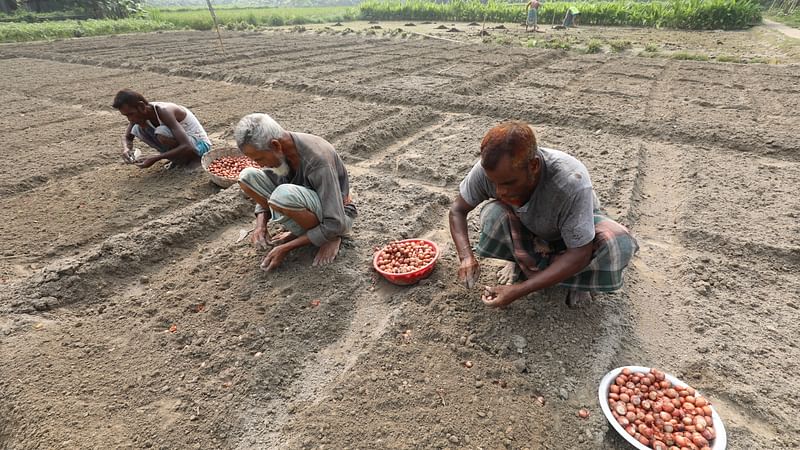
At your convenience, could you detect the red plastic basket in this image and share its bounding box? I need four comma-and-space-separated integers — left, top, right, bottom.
373, 239, 440, 286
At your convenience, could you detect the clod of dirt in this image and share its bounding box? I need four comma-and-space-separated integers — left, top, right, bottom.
468, 22, 480, 26
479, 30, 491, 37
404, 23, 415, 27
511, 334, 527, 352
370, 25, 382, 30
421, 21, 431, 24
494, 24, 507, 30
447, 28, 462, 33
435, 25, 448, 30
368, 21, 379, 24
332, 22, 342, 27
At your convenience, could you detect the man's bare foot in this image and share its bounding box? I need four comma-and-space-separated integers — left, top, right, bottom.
313, 237, 341, 266
269, 231, 297, 246
566, 290, 592, 308
497, 261, 519, 285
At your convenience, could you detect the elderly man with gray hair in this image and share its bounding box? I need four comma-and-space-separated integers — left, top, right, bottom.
235, 113, 357, 271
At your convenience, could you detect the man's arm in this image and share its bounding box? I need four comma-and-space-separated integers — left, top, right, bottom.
122, 123, 135, 162
449, 194, 480, 289
252, 211, 269, 249
305, 161, 348, 247
484, 185, 596, 307
483, 243, 592, 307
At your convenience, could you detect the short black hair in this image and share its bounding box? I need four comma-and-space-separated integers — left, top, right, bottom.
112, 89, 147, 109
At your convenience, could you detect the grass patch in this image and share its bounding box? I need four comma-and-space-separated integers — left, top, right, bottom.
148, 6, 356, 30
0, 18, 175, 43
542, 38, 571, 50
609, 39, 632, 52
715, 54, 742, 63
671, 51, 710, 61
748, 56, 781, 64
585, 39, 603, 53
644, 42, 659, 52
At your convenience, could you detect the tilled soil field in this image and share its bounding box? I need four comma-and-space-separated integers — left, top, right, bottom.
0, 30, 798, 450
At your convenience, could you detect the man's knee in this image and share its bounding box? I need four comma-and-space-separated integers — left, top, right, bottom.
156, 134, 178, 149
479, 201, 509, 233
239, 167, 265, 186
268, 184, 315, 211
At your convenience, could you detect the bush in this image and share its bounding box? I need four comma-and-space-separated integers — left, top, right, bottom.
0, 18, 174, 43
358, 0, 762, 30
147, 6, 356, 30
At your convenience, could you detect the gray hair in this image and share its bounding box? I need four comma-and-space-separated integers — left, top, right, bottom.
234, 113, 285, 151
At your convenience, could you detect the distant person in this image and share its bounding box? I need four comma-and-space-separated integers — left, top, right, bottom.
563, 6, 581, 28
235, 113, 357, 271
112, 89, 212, 169
525, 0, 541, 33
449, 121, 638, 309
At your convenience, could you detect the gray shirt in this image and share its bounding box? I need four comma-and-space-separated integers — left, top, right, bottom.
459, 147, 599, 248
258, 132, 357, 247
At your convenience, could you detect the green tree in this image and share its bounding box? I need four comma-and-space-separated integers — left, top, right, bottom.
21, 0, 142, 18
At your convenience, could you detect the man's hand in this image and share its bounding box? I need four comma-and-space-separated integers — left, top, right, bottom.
261, 244, 289, 272
252, 226, 269, 250
134, 156, 160, 169
458, 255, 481, 289
481, 284, 522, 308
122, 149, 134, 164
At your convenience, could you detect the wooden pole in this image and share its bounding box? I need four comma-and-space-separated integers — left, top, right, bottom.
205, 0, 225, 54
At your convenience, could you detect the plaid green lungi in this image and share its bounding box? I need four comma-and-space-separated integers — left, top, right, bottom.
475, 200, 638, 292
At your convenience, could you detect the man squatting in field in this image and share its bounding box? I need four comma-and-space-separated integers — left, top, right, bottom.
449, 121, 638, 308
235, 113, 357, 271
113, 89, 212, 168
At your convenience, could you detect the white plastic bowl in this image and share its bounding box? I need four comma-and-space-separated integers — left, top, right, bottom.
598, 366, 727, 449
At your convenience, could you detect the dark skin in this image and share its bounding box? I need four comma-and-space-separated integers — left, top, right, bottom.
449, 151, 593, 308
238, 137, 342, 271
118, 101, 199, 168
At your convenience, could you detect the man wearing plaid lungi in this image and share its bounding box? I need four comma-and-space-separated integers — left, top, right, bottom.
449, 121, 638, 308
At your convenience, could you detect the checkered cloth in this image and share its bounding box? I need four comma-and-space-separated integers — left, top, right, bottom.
475, 201, 638, 292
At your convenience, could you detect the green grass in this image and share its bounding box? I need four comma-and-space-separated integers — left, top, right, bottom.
765, 11, 800, 28
716, 54, 742, 62
609, 39, 632, 52
671, 51, 710, 60
0, 18, 175, 43
147, 6, 356, 30
360, 0, 763, 30
644, 42, 660, 52
585, 39, 603, 53
541, 37, 571, 49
